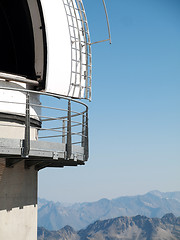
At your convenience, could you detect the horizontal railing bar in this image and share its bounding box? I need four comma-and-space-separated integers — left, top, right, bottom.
39, 128, 63, 133
71, 123, 82, 127
40, 117, 67, 122
0, 86, 88, 108
71, 132, 84, 137
40, 112, 85, 122
71, 119, 84, 125
30, 103, 68, 112
38, 135, 62, 139
41, 126, 67, 131
72, 141, 82, 145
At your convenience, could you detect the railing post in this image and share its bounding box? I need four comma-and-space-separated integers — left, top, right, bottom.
62, 119, 66, 144
66, 100, 72, 159
81, 113, 85, 147
84, 106, 89, 161
22, 92, 30, 158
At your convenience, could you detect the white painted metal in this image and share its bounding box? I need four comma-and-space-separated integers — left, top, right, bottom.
40, 0, 91, 99
41, 0, 72, 97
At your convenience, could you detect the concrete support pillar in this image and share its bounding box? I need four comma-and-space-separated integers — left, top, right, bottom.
0, 159, 37, 240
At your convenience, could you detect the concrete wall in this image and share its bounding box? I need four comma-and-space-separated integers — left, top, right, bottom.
0, 121, 38, 140
0, 159, 38, 240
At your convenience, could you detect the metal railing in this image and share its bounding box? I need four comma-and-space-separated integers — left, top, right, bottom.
63, 0, 92, 100
0, 86, 89, 161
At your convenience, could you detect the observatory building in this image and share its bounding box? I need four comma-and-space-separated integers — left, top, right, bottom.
0, 0, 110, 239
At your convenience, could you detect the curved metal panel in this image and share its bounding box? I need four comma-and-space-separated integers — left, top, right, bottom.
40, 0, 92, 100
27, 0, 47, 87
41, 0, 72, 97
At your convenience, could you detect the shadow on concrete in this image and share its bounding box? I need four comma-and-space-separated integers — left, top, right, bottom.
0, 159, 37, 211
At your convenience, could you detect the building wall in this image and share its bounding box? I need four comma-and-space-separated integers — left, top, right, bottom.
0, 159, 37, 240
0, 121, 38, 140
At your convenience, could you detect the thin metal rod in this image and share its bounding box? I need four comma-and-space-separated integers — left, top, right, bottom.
66, 100, 72, 159
0, 86, 89, 108
62, 120, 66, 144
91, 39, 111, 45
102, 0, 112, 44
0, 72, 39, 86
84, 106, 89, 160
38, 135, 63, 139
81, 113, 85, 147
73, 141, 82, 145
22, 93, 30, 157
90, 0, 112, 46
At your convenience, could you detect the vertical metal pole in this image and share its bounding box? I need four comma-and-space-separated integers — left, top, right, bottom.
81, 113, 85, 147
84, 106, 89, 161
62, 119, 66, 144
22, 92, 30, 157
66, 100, 72, 159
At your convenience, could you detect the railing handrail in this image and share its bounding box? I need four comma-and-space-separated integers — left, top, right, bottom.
0, 85, 89, 161
0, 85, 88, 108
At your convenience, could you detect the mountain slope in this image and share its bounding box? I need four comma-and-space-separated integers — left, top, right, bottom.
38, 225, 79, 240
38, 213, 180, 240
38, 190, 180, 230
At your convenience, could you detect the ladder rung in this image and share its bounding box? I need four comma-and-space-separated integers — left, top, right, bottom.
71, 84, 87, 89
72, 48, 86, 52
64, 3, 85, 13
66, 14, 86, 22
72, 71, 86, 76
70, 36, 85, 43
71, 48, 91, 56
72, 60, 91, 68
72, 59, 87, 63
69, 25, 89, 34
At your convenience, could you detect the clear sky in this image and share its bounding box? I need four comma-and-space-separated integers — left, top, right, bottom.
38, 0, 180, 203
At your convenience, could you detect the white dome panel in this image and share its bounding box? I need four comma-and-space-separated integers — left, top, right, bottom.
40, 0, 92, 100
41, 0, 72, 96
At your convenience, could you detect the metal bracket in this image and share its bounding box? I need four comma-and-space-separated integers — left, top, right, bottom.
73, 153, 78, 162
53, 152, 59, 160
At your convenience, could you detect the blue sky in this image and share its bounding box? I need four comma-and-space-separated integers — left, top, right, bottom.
38, 0, 180, 203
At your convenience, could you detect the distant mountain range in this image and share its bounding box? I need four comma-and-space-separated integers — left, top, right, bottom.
38, 213, 180, 240
38, 190, 180, 230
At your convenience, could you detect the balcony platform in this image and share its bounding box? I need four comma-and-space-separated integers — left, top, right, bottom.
0, 138, 85, 171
